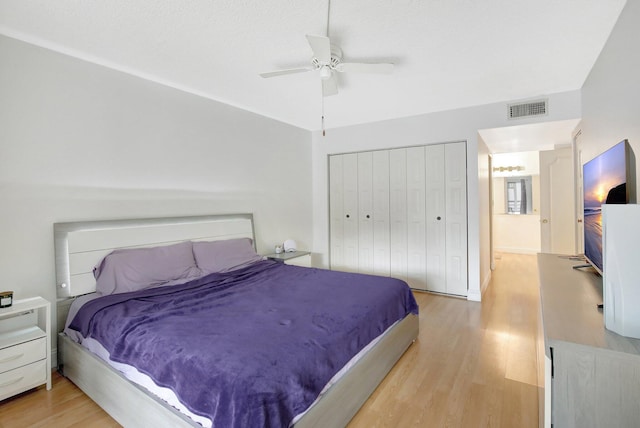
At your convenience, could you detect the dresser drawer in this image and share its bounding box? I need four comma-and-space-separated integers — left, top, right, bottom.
0, 359, 47, 401
0, 337, 46, 374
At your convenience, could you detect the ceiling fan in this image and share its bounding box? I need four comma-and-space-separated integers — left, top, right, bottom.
259, 34, 394, 97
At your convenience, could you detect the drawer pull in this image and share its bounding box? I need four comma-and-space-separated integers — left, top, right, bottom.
0, 376, 24, 388
0, 353, 24, 364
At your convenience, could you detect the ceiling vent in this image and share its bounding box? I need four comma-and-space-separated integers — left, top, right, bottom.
508, 99, 548, 119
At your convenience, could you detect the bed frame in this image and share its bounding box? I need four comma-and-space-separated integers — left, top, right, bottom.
54, 214, 418, 428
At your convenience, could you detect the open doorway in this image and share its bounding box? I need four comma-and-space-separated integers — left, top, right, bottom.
480, 119, 581, 267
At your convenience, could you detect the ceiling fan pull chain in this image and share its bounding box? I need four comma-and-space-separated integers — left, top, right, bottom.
322, 96, 326, 136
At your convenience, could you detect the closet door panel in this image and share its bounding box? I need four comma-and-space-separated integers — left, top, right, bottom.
406, 147, 426, 290
343, 153, 359, 272
425, 144, 447, 293
372, 150, 391, 276
445, 142, 468, 296
389, 149, 408, 283
329, 155, 345, 271
357, 152, 374, 273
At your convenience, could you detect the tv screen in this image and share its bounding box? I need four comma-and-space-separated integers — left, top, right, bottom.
583, 140, 629, 274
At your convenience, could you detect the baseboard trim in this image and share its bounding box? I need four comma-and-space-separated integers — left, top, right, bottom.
495, 247, 539, 255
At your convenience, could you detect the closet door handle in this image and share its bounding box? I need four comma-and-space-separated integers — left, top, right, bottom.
346, 214, 350, 218
437, 216, 442, 220
366, 215, 370, 219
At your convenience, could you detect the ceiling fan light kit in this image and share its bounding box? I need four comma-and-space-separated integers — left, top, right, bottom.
259, 34, 394, 98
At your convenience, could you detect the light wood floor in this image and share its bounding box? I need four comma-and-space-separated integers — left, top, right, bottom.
0, 253, 540, 428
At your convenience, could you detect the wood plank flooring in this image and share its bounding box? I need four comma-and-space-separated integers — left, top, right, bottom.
0, 253, 540, 428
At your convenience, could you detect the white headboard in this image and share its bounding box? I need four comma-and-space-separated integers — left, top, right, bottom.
54, 214, 255, 299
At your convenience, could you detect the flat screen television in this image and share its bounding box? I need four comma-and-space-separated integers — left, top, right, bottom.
582, 139, 629, 274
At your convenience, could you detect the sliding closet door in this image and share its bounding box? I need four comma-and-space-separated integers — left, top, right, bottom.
425, 142, 468, 296
372, 151, 391, 276
329, 153, 359, 272
389, 149, 408, 283
329, 143, 467, 295
406, 146, 427, 290
357, 152, 374, 273
444, 142, 468, 296
329, 155, 345, 270
425, 144, 447, 293
342, 154, 359, 272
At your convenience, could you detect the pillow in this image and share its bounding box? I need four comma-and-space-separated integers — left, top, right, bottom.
193, 238, 264, 274
94, 241, 201, 295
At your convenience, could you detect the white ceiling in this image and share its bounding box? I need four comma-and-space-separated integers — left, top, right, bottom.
0, 0, 626, 134
479, 118, 581, 154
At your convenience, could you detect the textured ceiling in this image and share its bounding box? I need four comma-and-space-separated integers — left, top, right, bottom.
0, 0, 627, 132
479, 119, 581, 154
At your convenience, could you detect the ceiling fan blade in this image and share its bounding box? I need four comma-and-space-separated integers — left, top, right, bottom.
322, 74, 338, 97
306, 34, 331, 63
336, 62, 394, 74
259, 67, 313, 78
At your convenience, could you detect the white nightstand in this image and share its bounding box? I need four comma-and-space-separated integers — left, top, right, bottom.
265, 251, 312, 267
0, 297, 51, 401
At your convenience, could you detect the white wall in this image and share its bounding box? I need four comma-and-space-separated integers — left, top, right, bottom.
493, 214, 541, 254
491, 151, 541, 254
0, 36, 312, 325
581, 0, 640, 202
312, 91, 581, 301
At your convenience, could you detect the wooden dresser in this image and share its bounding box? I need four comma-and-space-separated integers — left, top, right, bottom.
537, 254, 640, 428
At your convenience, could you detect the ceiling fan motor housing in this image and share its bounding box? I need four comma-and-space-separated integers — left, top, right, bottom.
311, 45, 343, 71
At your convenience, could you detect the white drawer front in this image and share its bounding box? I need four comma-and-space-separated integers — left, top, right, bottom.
0, 337, 46, 373
284, 255, 311, 267
0, 359, 47, 401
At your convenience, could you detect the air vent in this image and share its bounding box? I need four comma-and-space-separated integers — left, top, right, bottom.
508, 99, 548, 119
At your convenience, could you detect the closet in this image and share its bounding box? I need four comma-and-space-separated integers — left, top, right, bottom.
329, 142, 468, 296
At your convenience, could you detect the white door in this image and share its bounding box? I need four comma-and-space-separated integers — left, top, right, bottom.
574, 131, 584, 254
425, 144, 447, 293
372, 151, 391, 276
444, 142, 468, 296
540, 148, 576, 254
342, 153, 359, 271
406, 146, 427, 290
357, 152, 374, 273
425, 142, 468, 296
329, 155, 345, 270
389, 149, 408, 283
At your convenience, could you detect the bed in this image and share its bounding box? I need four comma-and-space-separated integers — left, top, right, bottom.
55, 214, 419, 427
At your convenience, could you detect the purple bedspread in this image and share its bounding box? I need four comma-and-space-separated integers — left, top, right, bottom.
69, 260, 418, 427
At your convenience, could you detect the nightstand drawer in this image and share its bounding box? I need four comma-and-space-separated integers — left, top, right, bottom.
0, 337, 46, 374
0, 359, 47, 401
284, 254, 311, 267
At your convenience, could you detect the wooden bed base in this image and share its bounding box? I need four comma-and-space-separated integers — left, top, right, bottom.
54, 214, 419, 427
58, 314, 417, 428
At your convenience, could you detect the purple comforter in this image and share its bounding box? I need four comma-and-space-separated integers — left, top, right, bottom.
69, 260, 418, 427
